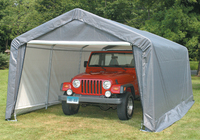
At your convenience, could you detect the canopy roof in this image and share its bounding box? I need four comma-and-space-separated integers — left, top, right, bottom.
6, 8, 194, 132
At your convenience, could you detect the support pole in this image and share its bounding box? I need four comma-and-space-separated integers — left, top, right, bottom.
7, 112, 18, 122
78, 45, 88, 74
45, 45, 55, 109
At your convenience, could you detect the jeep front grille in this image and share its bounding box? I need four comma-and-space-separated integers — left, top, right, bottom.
81, 80, 102, 94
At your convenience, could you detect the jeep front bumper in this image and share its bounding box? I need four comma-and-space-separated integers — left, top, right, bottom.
58, 95, 122, 104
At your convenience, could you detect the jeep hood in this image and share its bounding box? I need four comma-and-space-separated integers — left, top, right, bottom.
73, 71, 134, 84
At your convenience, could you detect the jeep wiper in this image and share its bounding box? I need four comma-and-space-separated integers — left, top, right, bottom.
89, 65, 100, 67
89, 65, 106, 70
101, 66, 106, 71
111, 65, 126, 71
120, 67, 126, 71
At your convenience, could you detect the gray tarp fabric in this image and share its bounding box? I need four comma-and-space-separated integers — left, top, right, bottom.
5, 8, 194, 132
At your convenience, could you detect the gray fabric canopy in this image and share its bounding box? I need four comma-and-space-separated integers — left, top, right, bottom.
5, 8, 194, 132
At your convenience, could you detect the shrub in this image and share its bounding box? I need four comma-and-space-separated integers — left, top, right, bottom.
190, 61, 198, 70
0, 53, 9, 69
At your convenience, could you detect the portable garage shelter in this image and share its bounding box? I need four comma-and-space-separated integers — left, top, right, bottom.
5, 8, 194, 132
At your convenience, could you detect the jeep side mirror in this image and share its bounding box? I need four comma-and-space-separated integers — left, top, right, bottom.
84, 61, 88, 67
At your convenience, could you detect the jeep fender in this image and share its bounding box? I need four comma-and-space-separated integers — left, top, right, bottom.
120, 84, 135, 98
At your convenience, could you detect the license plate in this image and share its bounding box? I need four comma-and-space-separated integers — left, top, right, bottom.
67, 96, 79, 104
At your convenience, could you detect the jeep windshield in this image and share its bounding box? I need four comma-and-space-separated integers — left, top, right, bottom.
88, 52, 135, 68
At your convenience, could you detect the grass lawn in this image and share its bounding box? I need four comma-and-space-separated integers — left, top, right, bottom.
0, 69, 200, 140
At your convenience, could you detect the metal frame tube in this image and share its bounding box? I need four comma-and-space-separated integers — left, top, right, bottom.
28, 40, 131, 46
45, 45, 55, 109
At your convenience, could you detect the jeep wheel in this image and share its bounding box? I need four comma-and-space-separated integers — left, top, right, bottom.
117, 92, 134, 120
62, 92, 80, 115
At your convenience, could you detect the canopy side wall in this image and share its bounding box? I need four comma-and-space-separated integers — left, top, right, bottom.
6, 9, 75, 119
5, 40, 26, 119
15, 45, 51, 114
153, 43, 194, 132
141, 39, 194, 131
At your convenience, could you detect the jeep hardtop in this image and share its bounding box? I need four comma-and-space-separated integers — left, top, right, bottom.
60, 50, 139, 120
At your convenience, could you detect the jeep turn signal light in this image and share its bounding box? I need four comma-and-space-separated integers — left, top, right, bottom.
113, 87, 120, 91
64, 84, 70, 88
62, 83, 71, 91
124, 87, 127, 91
111, 86, 120, 93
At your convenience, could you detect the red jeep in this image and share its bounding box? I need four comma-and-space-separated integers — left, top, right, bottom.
60, 50, 139, 120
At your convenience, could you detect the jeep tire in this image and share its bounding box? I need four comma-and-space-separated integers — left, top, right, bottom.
62, 92, 80, 115
117, 92, 134, 120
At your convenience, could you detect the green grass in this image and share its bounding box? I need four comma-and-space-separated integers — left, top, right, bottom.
0, 69, 200, 140
190, 61, 199, 70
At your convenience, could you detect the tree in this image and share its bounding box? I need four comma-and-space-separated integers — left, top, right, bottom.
197, 43, 200, 76
35, 0, 67, 22
139, 0, 200, 75
126, 0, 161, 28
0, 0, 199, 75
0, 0, 40, 53
34, 0, 83, 22
0, 0, 10, 52
103, 0, 135, 23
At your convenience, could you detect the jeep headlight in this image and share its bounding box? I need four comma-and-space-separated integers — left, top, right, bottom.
103, 80, 111, 89
73, 79, 80, 88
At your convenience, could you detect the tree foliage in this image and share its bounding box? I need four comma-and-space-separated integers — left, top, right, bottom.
0, 0, 200, 64
0, 0, 39, 52
0, 52, 9, 69
141, 0, 200, 61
